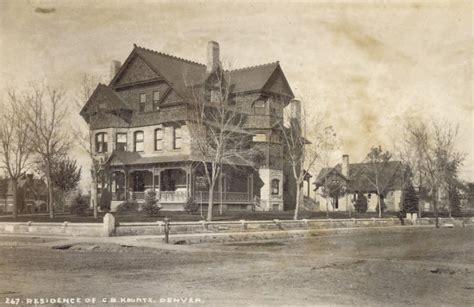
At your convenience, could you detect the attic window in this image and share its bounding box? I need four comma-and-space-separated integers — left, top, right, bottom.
139, 93, 146, 112
153, 91, 160, 110
254, 100, 266, 115
98, 103, 107, 111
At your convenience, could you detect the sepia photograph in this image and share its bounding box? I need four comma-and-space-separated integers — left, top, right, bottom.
0, 0, 473, 305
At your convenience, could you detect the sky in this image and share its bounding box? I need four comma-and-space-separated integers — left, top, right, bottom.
0, 0, 472, 184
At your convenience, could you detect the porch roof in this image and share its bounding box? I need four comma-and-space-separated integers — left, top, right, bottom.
106, 151, 254, 167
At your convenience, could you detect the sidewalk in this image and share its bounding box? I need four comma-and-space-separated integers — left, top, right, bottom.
0, 224, 440, 250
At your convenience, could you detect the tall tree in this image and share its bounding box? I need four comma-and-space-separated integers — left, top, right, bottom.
0, 94, 32, 218
187, 70, 256, 221
404, 121, 464, 227
50, 155, 82, 212
362, 146, 399, 218
14, 83, 71, 219
73, 74, 104, 219
278, 104, 337, 220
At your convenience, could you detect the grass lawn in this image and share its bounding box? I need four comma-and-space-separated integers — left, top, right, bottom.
0, 209, 471, 223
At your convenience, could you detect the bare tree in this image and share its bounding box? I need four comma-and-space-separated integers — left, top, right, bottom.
362, 145, 400, 218
0, 95, 32, 218
404, 121, 464, 227
15, 83, 71, 219
73, 74, 104, 219
187, 71, 255, 221
278, 104, 335, 220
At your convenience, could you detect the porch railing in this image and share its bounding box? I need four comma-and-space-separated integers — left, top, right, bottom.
194, 191, 251, 203
159, 191, 188, 203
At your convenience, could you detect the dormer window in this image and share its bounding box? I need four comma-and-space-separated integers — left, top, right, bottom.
254, 100, 266, 115
98, 102, 107, 112
153, 91, 160, 110
139, 93, 146, 112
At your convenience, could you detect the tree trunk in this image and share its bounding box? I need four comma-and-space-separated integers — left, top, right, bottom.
377, 195, 382, 218
11, 180, 18, 219
325, 195, 329, 218
294, 183, 301, 220
46, 164, 55, 219
207, 182, 215, 221
91, 171, 98, 219
434, 188, 439, 228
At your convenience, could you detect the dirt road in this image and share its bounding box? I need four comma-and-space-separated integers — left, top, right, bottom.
0, 227, 472, 306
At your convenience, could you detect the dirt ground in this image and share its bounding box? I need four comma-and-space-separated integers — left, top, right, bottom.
0, 227, 472, 306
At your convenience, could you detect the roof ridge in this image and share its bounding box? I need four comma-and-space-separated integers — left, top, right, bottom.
134, 44, 205, 67
229, 61, 279, 72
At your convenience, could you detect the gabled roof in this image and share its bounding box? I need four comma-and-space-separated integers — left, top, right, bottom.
109, 44, 294, 99
315, 161, 408, 193
79, 83, 132, 118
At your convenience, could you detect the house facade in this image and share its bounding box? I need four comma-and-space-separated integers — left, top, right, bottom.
314, 155, 409, 212
0, 175, 47, 213
80, 41, 299, 212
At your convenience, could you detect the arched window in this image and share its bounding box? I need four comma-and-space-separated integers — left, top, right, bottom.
155, 128, 163, 151
134, 131, 144, 152
271, 179, 280, 195
253, 100, 266, 115
95, 132, 108, 153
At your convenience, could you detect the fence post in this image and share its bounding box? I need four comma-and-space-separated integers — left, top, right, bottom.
103, 213, 115, 237
164, 217, 170, 244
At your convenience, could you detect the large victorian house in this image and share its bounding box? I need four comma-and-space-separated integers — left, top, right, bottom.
80, 41, 299, 212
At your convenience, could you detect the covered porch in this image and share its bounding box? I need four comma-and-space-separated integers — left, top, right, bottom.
107, 162, 255, 208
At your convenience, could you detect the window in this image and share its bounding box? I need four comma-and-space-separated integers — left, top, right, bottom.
139, 93, 146, 112
368, 193, 372, 199
254, 100, 266, 115
153, 91, 160, 110
98, 102, 107, 111
271, 179, 280, 195
155, 128, 163, 151
134, 131, 144, 152
252, 133, 267, 142
116, 133, 127, 151
95, 132, 108, 153
173, 126, 182, 149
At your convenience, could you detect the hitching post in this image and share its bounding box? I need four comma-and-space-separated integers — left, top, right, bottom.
164, 217, 170, 244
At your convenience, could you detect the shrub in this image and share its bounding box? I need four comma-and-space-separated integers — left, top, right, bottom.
116, 199, 139, 212
401, 183, 419, 214
354, 192, 368, 214
142, 190, 161, 216
183, 199, 199, 214
99, 189, 112, 211
70, 193, 89, 216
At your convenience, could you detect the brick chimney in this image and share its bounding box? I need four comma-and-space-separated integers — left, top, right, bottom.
342, 154, 349, 178
110, 60, 121, 82
206, 41, 220, 74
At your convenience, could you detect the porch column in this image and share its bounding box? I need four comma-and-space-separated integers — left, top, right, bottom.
249, 173, 254, 201
124, 168, 129, 200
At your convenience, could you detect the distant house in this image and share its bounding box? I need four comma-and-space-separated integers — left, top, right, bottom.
314, 155, 410, 212
79, 41, 302, 212
0, 175, 48, 213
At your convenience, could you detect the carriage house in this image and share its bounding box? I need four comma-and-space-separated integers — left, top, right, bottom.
80, 41, 299, 211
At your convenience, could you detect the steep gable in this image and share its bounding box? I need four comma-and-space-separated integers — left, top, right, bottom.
263, 67, 294, 97
115, 56, 162, 86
